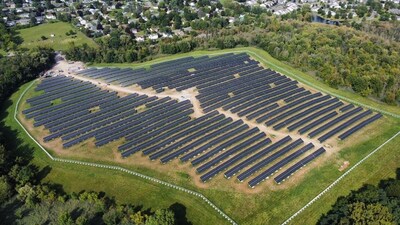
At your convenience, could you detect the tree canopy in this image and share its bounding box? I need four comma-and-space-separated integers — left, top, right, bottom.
0, 48, 55, 102
318, 169, 400, 225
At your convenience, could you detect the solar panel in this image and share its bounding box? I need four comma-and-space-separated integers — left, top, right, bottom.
200, 138, 272, 182
274, 147, 326, 184
308, 107, 363, 138
338, 113, 382, 140
317, 110, 373, 142
224, 136, 292, 178
237, 138, 303, 182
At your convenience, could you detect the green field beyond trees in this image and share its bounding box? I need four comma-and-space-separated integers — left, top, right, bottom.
18, 22, 97, 51
6, 18, 400, 106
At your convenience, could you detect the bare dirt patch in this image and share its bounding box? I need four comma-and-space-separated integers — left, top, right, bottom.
89, 106, 100, 113
339, 161, 350, 172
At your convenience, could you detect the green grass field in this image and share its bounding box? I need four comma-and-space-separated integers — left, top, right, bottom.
5, 48, 400, 225
17, 22, 97, 51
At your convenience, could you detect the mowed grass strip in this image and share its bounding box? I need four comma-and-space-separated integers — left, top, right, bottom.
18, 22, 97, 51
287, 133, 400, 225
1, 82, 229, 225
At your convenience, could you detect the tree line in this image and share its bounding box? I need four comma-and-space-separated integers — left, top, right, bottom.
318, 168, 400, 224
0, 21, 22, 52
248, 20, 400, 104
64, 18, 400, 105
0, 48, 55, 102
0, 137, 180, 224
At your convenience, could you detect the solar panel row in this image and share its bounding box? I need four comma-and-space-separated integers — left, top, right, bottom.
224, 136, 292, 179
308, 107, 363, 138
274, 147, 326, 184
237, 138, 304, 182
197, 131, 266, 174
200, 138, 272, 182
339, 113, 382, 140
248, 143, 315, 188
180, 124, 249, 162
192, 127, 260, 166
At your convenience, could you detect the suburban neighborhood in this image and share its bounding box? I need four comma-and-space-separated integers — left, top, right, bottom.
2, 0, 400, 42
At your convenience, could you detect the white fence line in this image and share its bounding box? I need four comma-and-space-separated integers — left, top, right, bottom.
14, 80, 237, 225
281, 130, 400, 225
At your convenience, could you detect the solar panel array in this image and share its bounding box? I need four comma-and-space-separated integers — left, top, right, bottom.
23, 53, 383, 188
78, 54, 382, 145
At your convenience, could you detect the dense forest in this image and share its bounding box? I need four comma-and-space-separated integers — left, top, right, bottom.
248, 21, 400, 104
318, 169, 400, 224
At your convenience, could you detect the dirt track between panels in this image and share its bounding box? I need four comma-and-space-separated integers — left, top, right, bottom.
41, 58, 367, 192
55, 60, 205, 118
58, 60, 327, 149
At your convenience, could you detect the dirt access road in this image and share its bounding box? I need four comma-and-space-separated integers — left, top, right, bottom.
49, 57, 328, 150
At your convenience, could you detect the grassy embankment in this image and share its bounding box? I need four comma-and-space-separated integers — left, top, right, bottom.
92, 47, 400, 116
5, 47, 400, 224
